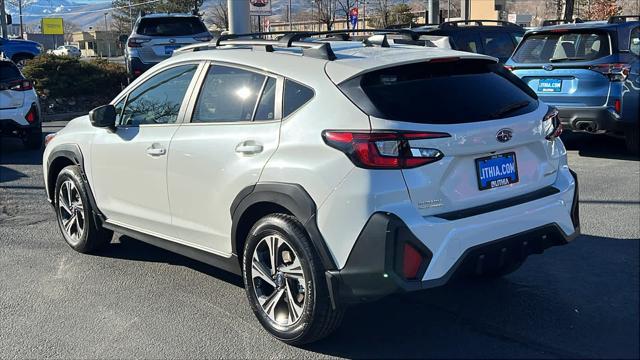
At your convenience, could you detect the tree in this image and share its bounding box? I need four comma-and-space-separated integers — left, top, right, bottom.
336, 0, 358, 29
63, 21, 81, 42
314, 0, 338, 31
111, 0, 204, 34
389, 3, 414, 26
206, 0, 229, 30
583, 0, 622, 20
369, 0, 391, 28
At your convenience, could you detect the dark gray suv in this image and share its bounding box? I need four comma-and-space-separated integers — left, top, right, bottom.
124, 13, 211, 78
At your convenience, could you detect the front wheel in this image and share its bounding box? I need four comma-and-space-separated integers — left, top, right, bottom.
242, 214, 344, 345
54, 165, 113, 253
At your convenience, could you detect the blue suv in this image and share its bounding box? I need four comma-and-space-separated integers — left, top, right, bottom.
0, 37, 43, 69
505, 16, 639, 153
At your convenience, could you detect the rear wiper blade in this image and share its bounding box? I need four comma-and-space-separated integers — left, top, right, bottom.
490, 101, 531, 119
549, 57, 587, 62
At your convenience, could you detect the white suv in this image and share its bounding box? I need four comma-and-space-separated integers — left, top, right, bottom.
43, 33, 579, 345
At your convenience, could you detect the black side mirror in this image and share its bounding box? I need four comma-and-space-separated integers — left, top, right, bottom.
89, 105, 116, 130
119, 35, 128, 43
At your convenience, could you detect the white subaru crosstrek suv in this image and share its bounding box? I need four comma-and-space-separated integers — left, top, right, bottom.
43, 32, 579, 345
1, 57, 42, 149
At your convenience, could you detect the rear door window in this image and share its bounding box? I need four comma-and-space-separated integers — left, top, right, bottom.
630, 27, 640, 56
137, 17, 207, 36
512, 31, 611, 63
451, 32, 482, 53
340, 59, 538, 125
283, 80, 314, 117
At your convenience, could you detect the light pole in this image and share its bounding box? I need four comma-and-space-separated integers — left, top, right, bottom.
18, 0, 23, 38
104, 12, 111, 59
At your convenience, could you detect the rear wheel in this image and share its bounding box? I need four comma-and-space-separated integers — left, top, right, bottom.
242, 214, 344, 345
55, 165, 113, 253
625, 127, 639, 155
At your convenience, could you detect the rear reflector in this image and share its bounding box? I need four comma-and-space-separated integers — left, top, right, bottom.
25, 104, 37, 124
615, 99, 621, 114
543, 107, 562, 140
322, 131, 450, 169
403, 243, 423, 280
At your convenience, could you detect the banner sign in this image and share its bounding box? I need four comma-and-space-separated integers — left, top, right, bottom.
41, 18, 64, 35
250, 0, 272, 16
349, 7, 359, 29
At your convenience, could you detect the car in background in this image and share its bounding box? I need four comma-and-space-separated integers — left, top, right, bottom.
0, 58, 42, 149
123, 13, 212, 78
412, 20, 525, 63
0, 37, 43, 69
505, 15, 640, 153
50, 45, 81, 58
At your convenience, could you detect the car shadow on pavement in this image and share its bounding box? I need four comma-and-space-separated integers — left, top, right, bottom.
304, 234, 639, 359
0, 137, 44, 166
97, 235, 244, 288
561, 132, 639, 161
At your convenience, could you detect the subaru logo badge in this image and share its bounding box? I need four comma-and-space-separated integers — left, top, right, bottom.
496, 129, 513, 143
543, 64, 554, 71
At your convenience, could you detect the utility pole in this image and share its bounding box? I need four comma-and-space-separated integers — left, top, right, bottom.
288, 0, 292, 30
104, 12, 111, 59
18, 0, 23, 38
128, 0, 133, 32
227, 0, 249, 34
0, 0, 8, 39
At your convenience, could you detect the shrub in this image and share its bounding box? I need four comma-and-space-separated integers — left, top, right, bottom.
21, 54, 127, 103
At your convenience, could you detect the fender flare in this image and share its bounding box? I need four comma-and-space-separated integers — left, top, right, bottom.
230, 182, 338, 270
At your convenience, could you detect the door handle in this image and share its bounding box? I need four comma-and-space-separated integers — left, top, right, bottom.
146, 144, 166, 156
235, 141, 263, 155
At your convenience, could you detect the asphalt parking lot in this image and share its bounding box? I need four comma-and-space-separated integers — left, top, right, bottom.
1, 123, 638, 359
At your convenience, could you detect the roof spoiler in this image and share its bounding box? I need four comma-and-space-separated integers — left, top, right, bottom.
608, 15, 640, 24
440, 20, 521, 28
542, 18, 587, 26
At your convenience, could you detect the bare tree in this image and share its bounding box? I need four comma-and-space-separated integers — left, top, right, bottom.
207, 0, 229, 30
584, 0, 622, 20
336, 0, 355, 29
63, 21, 81, 43
315, 0, 338, 31
369, 0, 391, 28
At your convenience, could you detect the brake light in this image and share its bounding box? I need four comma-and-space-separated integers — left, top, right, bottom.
402, 243, 423, 280
194, 34, 213, 42
25, 104, 37, 124
543, 107, 562, 140
429, 57, 461, 63
127, 37, 150, 48
322, 131, 449, 169
9, 79, 33, 91
590, 63, 630, 81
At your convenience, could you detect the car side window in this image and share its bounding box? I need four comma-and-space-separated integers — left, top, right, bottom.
283, 79, 314, 118
483, 32, 516, 62
113, 97, 126, 124
192, 65, 267, 123
452, 33, 481, 53
119, 64, 197, 126
631, 27, 640, 56
254, 77, 277, 121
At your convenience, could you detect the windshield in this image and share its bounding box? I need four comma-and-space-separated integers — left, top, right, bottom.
137, 17, 208, 36
340, 59, 538, 124
512, 31, 611, 63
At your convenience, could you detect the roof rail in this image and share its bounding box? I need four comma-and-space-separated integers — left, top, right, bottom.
608, 15, 640, 24
541, 18, 587, 26
440, 20, 521, 28
173, 29, 423, 60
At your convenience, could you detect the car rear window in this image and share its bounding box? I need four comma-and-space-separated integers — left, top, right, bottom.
0, 62, 22, 82
137, 17, 207, 36
339, 59, 538, 125
512, 31, 611, 63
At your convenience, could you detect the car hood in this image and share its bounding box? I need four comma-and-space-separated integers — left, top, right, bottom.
5, 38, 40, 46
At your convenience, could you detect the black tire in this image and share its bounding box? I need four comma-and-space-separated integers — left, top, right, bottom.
242, 214, 344, 345
625, 127, 639, 155
23, 128, 42, 150
11, 54, 33, 69
54, 165, 113, 253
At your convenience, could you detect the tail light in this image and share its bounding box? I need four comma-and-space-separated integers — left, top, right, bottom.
322, 131, 450, 169
9, 79, 33, 91
194, 34, 213, 42
614, 99, 621, 114
590, 63, 630, 81
402, 243, 423, 280
543, 107, 562, 141
25, 104, 38, 124
127, 37, 150, 48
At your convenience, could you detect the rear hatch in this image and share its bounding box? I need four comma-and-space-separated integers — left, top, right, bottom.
0, 62, 26, 109
336, 58, 561, 217
508, 29, 616, 106
134, 16, 210, 63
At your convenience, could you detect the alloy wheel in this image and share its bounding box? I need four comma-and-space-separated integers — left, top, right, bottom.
57, 180, 85, 245
251, 234, 306, 326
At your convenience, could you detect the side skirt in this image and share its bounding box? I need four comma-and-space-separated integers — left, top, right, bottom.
102, 222, 242, 276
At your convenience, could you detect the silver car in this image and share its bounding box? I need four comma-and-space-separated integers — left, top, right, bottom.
124, 13, 211, 78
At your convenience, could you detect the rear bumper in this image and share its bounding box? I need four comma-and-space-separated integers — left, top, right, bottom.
556, 106, 633, 133
126, 56, 156, 77
0, 103, 41, 137
327, 168, 579, 306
